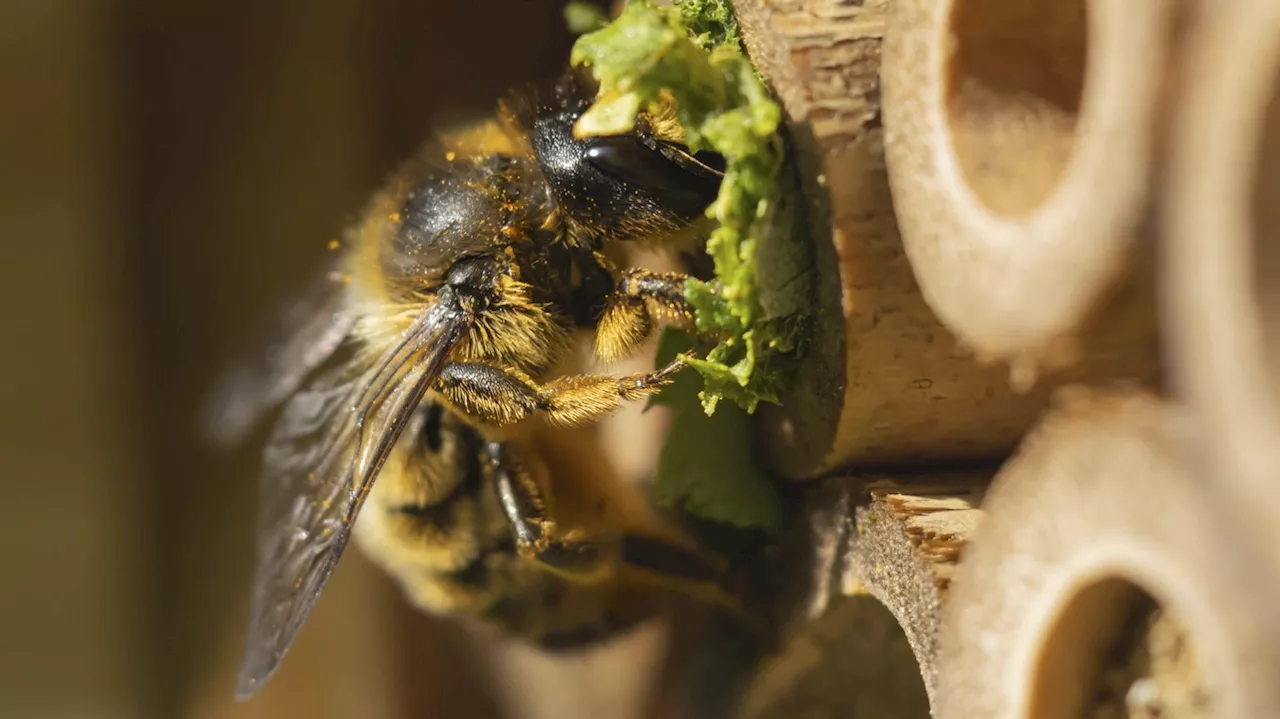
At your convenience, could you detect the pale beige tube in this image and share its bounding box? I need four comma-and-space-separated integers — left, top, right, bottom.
738, 476, 981, 718
732, 0, 1159, 480
842, 476, 985, 706
1162, 0, 1280, 564
935, 390, 1280, 719
882, 0, 1171, 373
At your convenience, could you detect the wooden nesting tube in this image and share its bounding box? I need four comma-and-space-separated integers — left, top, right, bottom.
935, 389, 1280, 719
881, 0, 1168, 378
842, 477, 986, 702
1162, 0, 1280, 564
736, 473, 986, 717
731, 0, 1158, 480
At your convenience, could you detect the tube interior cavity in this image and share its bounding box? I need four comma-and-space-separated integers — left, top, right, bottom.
946, 0, 1089, 217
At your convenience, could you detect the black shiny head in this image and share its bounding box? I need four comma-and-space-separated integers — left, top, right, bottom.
382, 155, 531, 286
514, 71, 725, 242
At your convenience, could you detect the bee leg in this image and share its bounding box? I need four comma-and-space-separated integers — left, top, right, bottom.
594, 269, 695, 363
486, 440, 748, 615
434, 358, 685, 427
484, 440, 620, 581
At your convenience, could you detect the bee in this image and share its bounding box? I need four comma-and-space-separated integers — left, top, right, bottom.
205, 67, 734, 700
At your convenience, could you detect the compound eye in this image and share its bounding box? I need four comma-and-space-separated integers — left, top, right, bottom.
584, 135, 723, 199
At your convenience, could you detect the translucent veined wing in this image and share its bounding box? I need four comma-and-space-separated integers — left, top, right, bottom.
234, 288, 471, 699
202, 261, 355, 447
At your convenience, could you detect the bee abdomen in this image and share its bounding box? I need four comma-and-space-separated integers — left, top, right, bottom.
388, 500, 463, 533
398, 553, 505, 616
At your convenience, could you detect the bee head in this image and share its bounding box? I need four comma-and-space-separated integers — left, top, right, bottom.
513, 72, 725, 244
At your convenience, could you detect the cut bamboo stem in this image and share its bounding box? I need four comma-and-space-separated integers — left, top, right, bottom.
737, 473, 986, 716
881, 0, 1167, 378
843, 477, 986, 701
1162, 0, 1280, 567
737, 470, 983, 711
731, 0, 1160, 480
935, 389, 1280, 719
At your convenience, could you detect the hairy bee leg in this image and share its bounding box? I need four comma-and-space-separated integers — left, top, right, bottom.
594, 269, 695, 363
486, 442, 745, 613
433, 359, 685, 426
484, 441, 619, 581
487, 440, 763, 636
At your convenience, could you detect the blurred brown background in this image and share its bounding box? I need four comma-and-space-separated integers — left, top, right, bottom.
0, 2, 682, 718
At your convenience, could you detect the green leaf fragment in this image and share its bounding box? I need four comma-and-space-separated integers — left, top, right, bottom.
571, 0, 799, 417
572, 1, 804, 532
650, 330, 781, 532
656, 399, 782, 532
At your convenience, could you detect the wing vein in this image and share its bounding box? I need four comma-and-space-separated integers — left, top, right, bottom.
234, 290, 470, 699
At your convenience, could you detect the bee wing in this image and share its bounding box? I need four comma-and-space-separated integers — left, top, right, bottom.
202, 262, 355, 447
234, 290, 471, 699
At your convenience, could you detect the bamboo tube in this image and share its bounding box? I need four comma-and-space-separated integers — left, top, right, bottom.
738, 594, 932, 719
843, 477, 986, 703
735, 477, 983, 718
1162, 0, 1280, 564
734, 474, 984, 715
881, 0, 1168, 376
935, 389, 1280, 719
731, 0, 1158, 480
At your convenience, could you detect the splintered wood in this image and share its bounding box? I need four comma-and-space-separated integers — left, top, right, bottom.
738, 478, 983, 718
844, 479, 986, 699
854, 485, 985, 594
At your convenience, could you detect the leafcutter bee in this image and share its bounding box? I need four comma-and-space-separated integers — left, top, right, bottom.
205, 68, 733, 699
